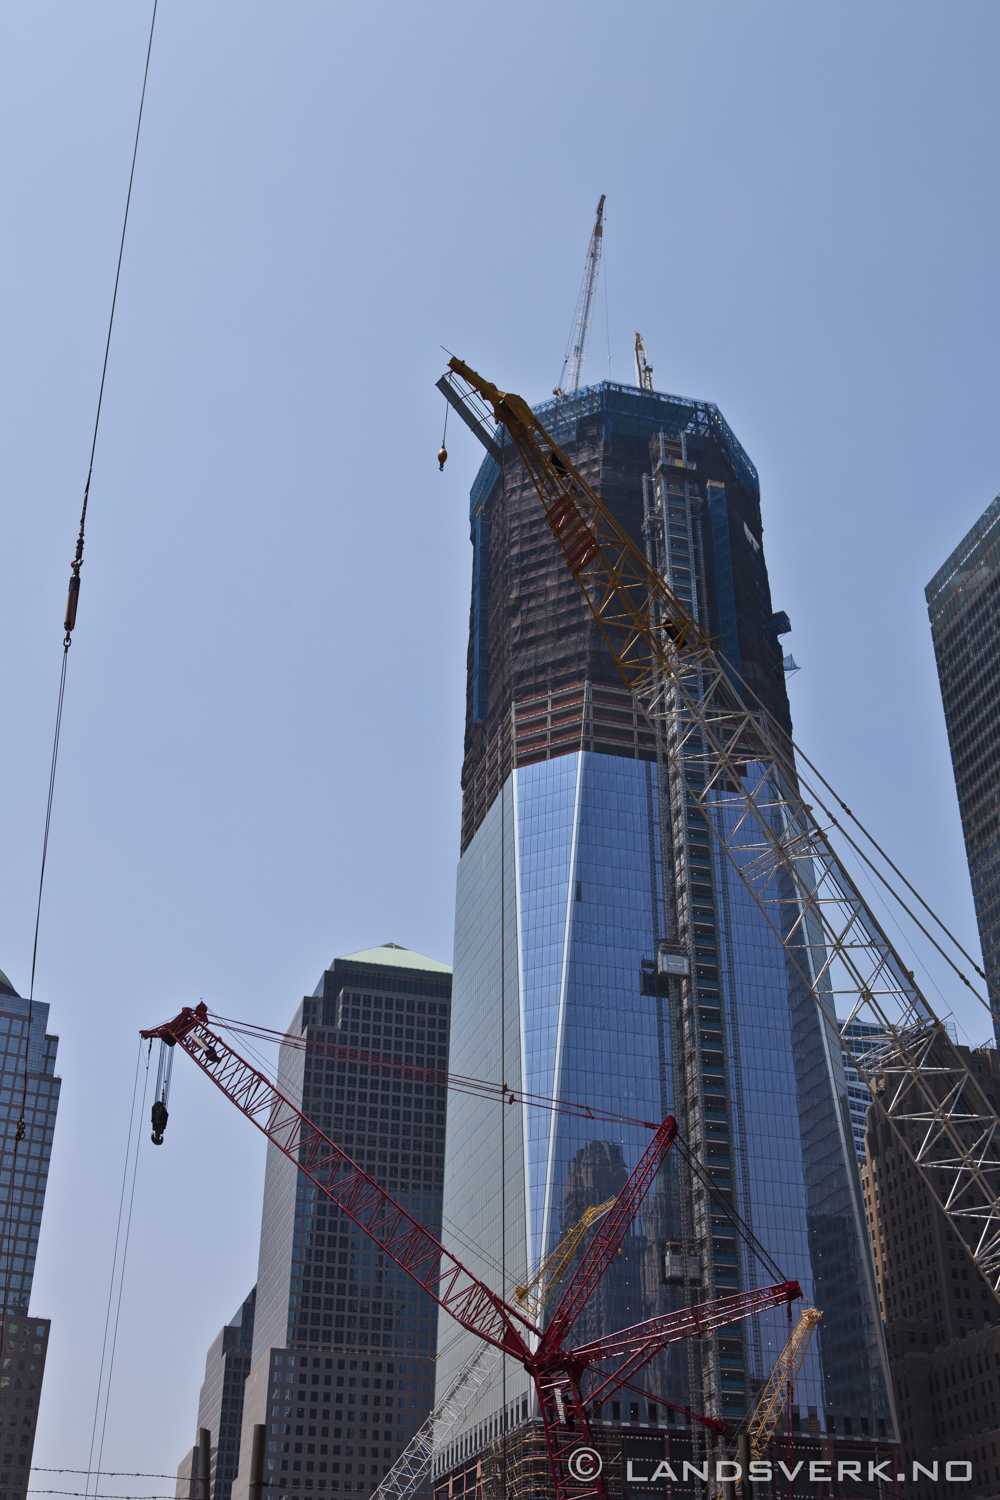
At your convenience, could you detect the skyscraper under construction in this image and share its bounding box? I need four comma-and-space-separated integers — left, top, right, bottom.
926, 494, 1000, 1048
436, 376, 893, 1489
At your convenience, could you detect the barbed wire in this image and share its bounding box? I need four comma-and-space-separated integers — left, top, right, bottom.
33, 1473, 180, 1480
27, 1482, 179, 1494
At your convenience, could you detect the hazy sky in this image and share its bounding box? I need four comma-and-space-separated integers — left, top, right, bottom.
1, 0, 998, 1486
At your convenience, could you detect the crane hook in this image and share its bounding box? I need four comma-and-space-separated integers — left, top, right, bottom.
438, 396, 449, 471
151, 1099, 169, 1146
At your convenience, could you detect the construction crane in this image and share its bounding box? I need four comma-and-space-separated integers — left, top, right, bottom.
142, 1004, 800, 1500
554, 195, 605, 396
745, 1308, 822, 1464
436, 356, 1000, 1296
374, 1198, 705, 1500
712, 1308, 822, 1500
370, 1204, 614, 1500
634, 332, 653, 391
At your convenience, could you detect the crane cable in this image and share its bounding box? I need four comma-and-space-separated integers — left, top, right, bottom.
27, 0, 158, 1000
0, 0, 158, 1366
671, 1134, 787, 1289
0, 0, 158, 1476
84, 1045, 152, 1500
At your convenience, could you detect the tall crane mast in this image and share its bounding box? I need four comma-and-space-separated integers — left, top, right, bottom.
555, 195, 605, 396
142, 1004, 799, 1500
634, 332, 653, 391
438, 356, 1000, 1294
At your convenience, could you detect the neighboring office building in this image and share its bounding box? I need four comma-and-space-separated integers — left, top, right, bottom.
221, 946, 451, 1500
0, 967, 60, 1500
436, 380, 893, 1497
861, 1042, 1000, 1494
927, 494, 1000, 1048
176, 1289, 257, 1500
841, 1018, 887, 1164
840, 1017, 960, 1164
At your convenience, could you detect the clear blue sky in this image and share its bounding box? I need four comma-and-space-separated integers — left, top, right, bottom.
1, 0, 998, 1484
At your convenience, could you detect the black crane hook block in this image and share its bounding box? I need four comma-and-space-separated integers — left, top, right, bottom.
151, 1099, 168, 1146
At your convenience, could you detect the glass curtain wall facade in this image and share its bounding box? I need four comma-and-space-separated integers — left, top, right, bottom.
230, 946, 451, 1500
0, 968, 59, 1500
926, 494, 1000, 1046
437, 382, 892, 1490
0, 972, 59, 1321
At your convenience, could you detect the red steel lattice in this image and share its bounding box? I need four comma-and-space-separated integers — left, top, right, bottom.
142, 1006, 800, 1500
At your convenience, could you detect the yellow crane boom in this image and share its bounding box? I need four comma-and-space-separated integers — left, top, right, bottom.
710, 1308, 821, 1499
513, 1200, 615, 1324
633, 332, 654, 391
745, 1307, 822, 1458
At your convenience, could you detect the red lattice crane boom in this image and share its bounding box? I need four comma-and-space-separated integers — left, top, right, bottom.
142, 1006, 800, 1500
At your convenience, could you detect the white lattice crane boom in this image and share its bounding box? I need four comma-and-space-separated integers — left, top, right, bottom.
372, 1343, 500, 1500
556, 195, 605, 395
634, 332, 653, 391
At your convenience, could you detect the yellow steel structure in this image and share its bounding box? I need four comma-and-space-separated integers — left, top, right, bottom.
513, 1200, 615, 1325
441, 356, 1000, 1299
745, 1307, 822, 1457
711, 1308, 822, 1498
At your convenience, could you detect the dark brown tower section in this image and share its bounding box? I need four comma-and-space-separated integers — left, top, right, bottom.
460, 382, 791, 851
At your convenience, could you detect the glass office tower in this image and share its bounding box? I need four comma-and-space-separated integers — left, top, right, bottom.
0, 967, 60, 1500
436, 382, 892, 1492
926, 494, 1000, 1046
229, 945, 452, 1500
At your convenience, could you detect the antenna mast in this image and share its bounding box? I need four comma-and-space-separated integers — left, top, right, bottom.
555, 194, 605, 395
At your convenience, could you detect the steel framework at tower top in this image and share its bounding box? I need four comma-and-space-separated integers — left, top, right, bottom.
439, 356, 1000, 1294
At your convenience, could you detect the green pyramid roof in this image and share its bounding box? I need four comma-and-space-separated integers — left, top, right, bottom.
334, 943, 452, 975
